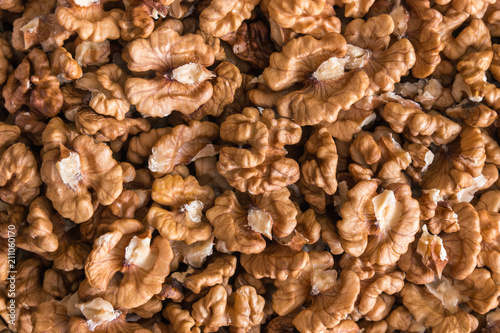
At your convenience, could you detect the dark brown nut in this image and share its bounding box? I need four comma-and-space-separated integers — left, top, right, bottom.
2, 48, 63, 117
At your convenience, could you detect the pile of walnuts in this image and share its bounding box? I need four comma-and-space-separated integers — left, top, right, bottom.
1, 0, 500, 332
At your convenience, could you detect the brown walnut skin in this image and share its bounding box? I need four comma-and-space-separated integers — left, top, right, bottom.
263, 32, 369, 126
125, 26, 215, 118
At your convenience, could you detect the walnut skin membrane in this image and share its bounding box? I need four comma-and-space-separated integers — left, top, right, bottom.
5, 0, 500, 332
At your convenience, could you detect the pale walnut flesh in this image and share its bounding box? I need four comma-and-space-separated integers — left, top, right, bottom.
372, 190, 402, 232
181, 200, 204, 223
76, 297, 121, 331
247, 208, 273, 240
124, 236, 157, 270
55, 151, 82, 191
312, 56, 346, 81
172, 63, 215, 86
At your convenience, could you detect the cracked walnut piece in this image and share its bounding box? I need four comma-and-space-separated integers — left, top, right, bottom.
41, 131, 123, 223
263, 32, 369, 126
125, 25, 216, 118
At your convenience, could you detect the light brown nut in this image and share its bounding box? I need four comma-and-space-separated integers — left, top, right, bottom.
446, 102, 498, 128
321, 96, 379, 142
338, 180, 420, 265
0, 38, 12, 87
350, 129, 412, 186
268, 0, 340, 38
147, 174, 214, 244
390, 0, 443, 78
292, 270, 361, 333
421, 126, 486, 199
353, 269, 405, 321
75, 108, 150, 142
427, 204, 460, 234
127, 127, 171, 165
454, 268, 500, 314
148, 121, 219, 178
199, 0, 259, 37
124, 26, 215, 117
381, 102, 461, 146
398, 237, 435, 285
476, 199, 500, 282
386, 306, 426, 333
341, 0, 375, 18
162, 303, 201, 333
32, 299, 71, 333
440, 202, 482, 280
206, 188, 297, 253
41, 132, 123, 223
75, 64, 131, 120
440, 11, 491, 60
234, 272, 267, 295
344, 14, 415, 95
318, 214, 344, 255
218, 107, 301, 194
186, 61, 242, 120
191, 285, 265, 331
240, 242, 309, 281
263, 33, 369, 126
401, 281, 478, 333
0, 135, 42, 205
11, 0, 70, 52
85, 220, 173, 309
484, 309, 500, 332
16, 258, 55, 308
2, 48, 63, 117
196, 29, 226, 62
300, 126, 338, 197
272, 251, 333, 316
278, 205, 321, 251
17, 196, 90, 271
194, 156, 231, 195
182, 255, 237, 294
247, 77, 298, 109
50, 47, 83, 82
455, 50, 493, 101
56, 0, 123, 42
268, 17, 298, 49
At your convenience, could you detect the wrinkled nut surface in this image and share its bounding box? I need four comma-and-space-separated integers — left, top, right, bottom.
4, 1, 500, 332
